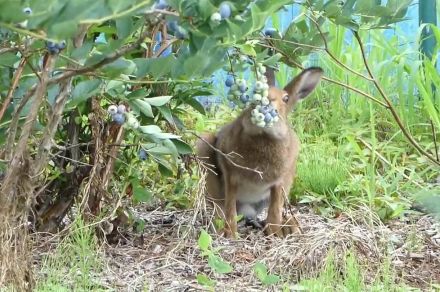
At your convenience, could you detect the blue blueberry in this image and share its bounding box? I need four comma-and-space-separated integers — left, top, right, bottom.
264, 113, 272, 123
225, 75, 234, 87
167, 20, 179, 32
49, 47, 59, 54
239, 83, 247, 93
117, 104, 126, 113
57, 40, 66, 50
219, 2, 231, 19
239, 95, 248, 103
112, 113, 125, 125
162, 46, 172, 57
155, 0, 168, 9
259, 105, 269, 114
264, 28, 278, 37
139, 149, 148, 161
270, 108, 278, 117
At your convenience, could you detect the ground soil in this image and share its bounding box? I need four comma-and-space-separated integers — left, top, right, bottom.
34, 203, 440, 291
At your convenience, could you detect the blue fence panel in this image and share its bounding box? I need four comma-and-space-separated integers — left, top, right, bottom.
199, 1, 423, 108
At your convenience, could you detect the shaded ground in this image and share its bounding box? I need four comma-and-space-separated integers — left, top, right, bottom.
34, 202, 440, 291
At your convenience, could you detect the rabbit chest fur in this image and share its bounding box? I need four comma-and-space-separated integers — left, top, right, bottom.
214, 108, 299, 204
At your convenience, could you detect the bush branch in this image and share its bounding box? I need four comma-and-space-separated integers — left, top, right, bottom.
353, 31, 440, 166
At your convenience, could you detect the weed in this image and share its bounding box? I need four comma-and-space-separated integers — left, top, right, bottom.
36, 217, 103, 291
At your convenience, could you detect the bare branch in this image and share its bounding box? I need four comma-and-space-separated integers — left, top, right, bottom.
1, 55, 54, 196
190, 132, 264, 179
307, 15, 374, 81
0, 58, 27, 122
34, 24, 91, 175
353, 31, 440, 166
259, 42, 389, 108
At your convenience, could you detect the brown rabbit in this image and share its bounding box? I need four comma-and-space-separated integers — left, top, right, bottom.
196, 67, 323, 238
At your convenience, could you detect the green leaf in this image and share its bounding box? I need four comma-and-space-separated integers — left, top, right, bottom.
198, 229, 212, 252
143, 95, 173, 107
127, 89, 149, 99
147, 146, 175, 155
197, 0, 217, 20
131, 99, 154, 118
108, 0, 137, 12
239, 44, 256, 57
157, 106, 174, 124
116, 16, 133, 39
163, 139, 178, 159
196, 273, 215, 287
69, 79, 101, 106
157, 162, 173, 177
184, 97, 206, 115
134, 56, 175, 78
151, 132, 181, 139
263, 53, 282, 67
102, 58, 136, 77
171, 139, 193, 154
262, 274, 280, 285
208, 254, 233, 274
131, 178, 152, 203
48, 20, 78, 39
254, 262, 280, 285
135, 219, 146, 233
0, 52, 19, 67
139, 125, 162, 134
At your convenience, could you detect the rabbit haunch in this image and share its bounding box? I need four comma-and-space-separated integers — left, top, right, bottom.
197, 67, 323, 238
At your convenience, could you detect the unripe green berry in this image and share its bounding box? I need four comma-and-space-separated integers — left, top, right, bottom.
253, 93, 262, 101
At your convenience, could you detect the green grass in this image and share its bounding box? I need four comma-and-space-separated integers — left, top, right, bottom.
35, 217, 104, 291
296, 251, 414, 292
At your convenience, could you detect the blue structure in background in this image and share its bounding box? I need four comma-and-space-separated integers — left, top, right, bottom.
199, 1, 425, 109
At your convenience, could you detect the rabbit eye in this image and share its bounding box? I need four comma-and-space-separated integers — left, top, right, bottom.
282, 95, 289, 103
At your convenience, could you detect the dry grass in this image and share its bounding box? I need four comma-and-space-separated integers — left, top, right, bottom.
31, 202, 440, 291
27, 173, 440, 291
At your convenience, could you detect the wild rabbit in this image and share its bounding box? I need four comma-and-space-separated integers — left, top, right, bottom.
196, 67, 323, 238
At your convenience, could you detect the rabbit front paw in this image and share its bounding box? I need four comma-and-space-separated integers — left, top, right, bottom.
264, 215, 302, 238
222, 221, 238, 239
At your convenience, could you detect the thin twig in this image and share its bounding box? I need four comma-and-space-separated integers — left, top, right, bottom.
1, 55, 54, 195
307, 14, 374, 81
258, 42, 388, 107
353, 31, 440, 166
190, 132, 264, 178
0, 58, 27, 122
429, 119, 439, 162
48, 30, 149, 85
34, 24, 90, 175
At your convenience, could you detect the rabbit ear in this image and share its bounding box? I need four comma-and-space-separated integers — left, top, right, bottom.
284, 67, 323, 103
264, 66, 276, 87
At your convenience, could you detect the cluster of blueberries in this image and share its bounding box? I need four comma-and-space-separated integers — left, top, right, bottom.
210, 2, 232, 24
156, 0, 232, 32
107, 104, 146, 160
107, 104, 127, 125
225, 61, 277, 128
46, 41, 66, 55
226, 76, 250, 104
251, 104, 279, 128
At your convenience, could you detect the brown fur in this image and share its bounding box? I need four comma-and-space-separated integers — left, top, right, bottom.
197, 67, 323, 238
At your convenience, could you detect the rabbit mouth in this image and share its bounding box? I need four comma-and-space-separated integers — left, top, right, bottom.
263, 123, 288, 139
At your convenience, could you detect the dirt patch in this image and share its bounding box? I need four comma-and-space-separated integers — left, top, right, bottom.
32, 203, 439, 291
